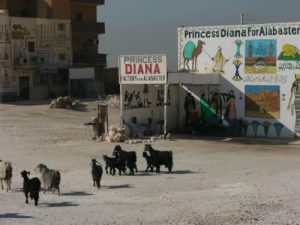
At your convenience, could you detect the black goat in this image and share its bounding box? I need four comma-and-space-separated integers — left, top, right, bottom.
144, 144, 173, 173
20, 170, 41, 206
90, 159, 103, 189
102, 155, 126, 176
142, 151, 154, 173
113, 145, 137, 175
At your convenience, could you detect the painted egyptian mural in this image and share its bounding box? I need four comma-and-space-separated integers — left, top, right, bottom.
178, 23, 300, 138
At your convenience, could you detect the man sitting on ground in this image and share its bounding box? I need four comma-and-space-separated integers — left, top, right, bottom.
144, 117, 158, 136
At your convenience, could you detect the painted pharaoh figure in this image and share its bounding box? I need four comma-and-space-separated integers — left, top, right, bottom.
287, 74, 300, 116
211, 47, 229, 73
288, 74, 300, 136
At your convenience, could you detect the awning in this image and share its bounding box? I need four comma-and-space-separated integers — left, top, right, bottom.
168, 72, 220, 85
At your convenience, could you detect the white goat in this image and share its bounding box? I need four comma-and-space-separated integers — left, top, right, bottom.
35, 163, 60, 195
0, 161, 13, 192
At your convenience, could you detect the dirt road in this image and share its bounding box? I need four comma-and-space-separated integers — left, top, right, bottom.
1, 100, 300, 225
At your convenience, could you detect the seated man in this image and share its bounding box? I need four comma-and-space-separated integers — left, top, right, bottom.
126, 117, 144, 138
144, 117, 158, 136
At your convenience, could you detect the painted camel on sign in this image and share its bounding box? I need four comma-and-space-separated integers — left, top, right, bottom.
183, 40, 205, 71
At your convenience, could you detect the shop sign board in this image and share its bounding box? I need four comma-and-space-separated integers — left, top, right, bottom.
119, 54, 167, 84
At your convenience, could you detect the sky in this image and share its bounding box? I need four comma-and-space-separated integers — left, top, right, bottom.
98, 0, 300, 71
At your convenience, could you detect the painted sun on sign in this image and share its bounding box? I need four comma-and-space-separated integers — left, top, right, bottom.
245, 40, 277, 74
278, 44, 300, 61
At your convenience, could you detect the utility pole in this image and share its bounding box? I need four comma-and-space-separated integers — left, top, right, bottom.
240, 13, 244, 25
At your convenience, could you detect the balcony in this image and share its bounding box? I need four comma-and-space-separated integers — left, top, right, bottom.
72, 21, 105, 34
73, 53, 107, 67
71, 0, 104, 5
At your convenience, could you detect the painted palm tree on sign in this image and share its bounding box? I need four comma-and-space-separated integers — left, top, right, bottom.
273, 122, 284, 139
261, 121, 271, 138
250, 120, 260, 137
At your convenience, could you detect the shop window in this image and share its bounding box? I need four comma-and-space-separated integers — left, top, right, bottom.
57, 23, 66, 31
58, 53, 66, 62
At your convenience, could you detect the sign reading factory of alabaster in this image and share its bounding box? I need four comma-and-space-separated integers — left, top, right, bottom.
178, 22, 300, 138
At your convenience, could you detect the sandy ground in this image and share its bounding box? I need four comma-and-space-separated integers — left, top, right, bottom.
1, 100, 300, 225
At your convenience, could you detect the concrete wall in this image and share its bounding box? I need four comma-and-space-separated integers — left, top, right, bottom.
71, 3, 96, 22
52, 0, 71, 19
0, 1, 8, 9
71, 2, 98, 58
121, 84, 164, 125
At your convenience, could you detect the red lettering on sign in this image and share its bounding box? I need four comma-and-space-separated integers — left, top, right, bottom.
138, 64, 144, 74
154, 64, 160, 74
145, 64, 152, 74
125, 64, 132, 74
124, 63, 161, 74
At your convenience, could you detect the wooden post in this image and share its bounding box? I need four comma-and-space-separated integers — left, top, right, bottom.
163, 83, 168, 137
97, 104, 100, 137
120, 83, 123, 124
106, 106, 109, 133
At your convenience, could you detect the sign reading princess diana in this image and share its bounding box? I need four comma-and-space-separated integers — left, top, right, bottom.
118, 54, 167, 84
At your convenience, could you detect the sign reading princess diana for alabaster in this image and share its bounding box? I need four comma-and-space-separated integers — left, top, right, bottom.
118, 54, 167, 84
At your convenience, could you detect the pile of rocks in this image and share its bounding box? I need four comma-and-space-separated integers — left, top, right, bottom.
50, 96, 79, 109
105, 124, 131, 142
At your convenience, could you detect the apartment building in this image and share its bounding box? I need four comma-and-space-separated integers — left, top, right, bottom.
0, 0, 106, 100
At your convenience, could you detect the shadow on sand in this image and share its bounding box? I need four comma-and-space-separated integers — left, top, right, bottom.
0, 213, 34, 219
132, 170, 199, 175
41, 201, 79, 208
61, 191, 93, 196
167, 170, 198, 175
104, 184, 132, 189
133, 171, 156, 176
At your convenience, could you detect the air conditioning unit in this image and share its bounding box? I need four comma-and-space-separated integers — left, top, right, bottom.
20, 57, 29, 64
0, 10, 8, 16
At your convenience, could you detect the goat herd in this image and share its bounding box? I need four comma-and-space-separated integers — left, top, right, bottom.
0, 144, 173, 207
